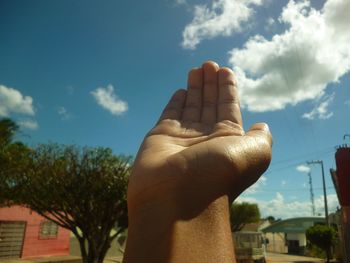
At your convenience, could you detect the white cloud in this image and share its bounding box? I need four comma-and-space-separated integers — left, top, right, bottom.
314, 194, 339, 216
237, 192, 339, 219
245, 176, 267, 194
264, 17, 276, 31
181, 0, 264, 49
18, 119, 39, 130
302, 93, 334, 120
0, 85, 35, 117
345, 100, 350, 106
266, 17, 275, 26
229, 0, 350, 113
57, 106, 72, 120
175, 0, 187, 5
91, 85, 128, 116
281, 180, 287, 186
296, 164, 311, 173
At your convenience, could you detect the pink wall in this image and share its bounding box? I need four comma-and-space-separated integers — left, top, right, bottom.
0, 206, 70, 258
335, 147, 350, 205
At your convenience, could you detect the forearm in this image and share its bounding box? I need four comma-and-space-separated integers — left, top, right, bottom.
123, 195, 236, 263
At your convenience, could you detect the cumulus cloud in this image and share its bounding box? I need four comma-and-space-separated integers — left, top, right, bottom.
91, 85, 128, 116
302, 93, 334, 120
18, 119, 39, 130
229, 0, 350, 113
181, 0, 264, 49
296, 164, 311, 173
0, 85, 35, 117
237, 192, 339, 219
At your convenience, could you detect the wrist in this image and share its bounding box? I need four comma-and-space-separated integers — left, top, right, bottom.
123, 197, 177, 263
124, 195, 235, 263
171, 196, 235, 263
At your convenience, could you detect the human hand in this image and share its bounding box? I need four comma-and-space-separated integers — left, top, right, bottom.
127, 61, 272, 218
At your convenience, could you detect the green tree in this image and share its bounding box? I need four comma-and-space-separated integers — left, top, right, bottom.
0, 142, 31, 206
0, 118, 19, 149
230, 202, 260, 232
0, 118, 29, 206
306, 224, 336, 262
1, 119, 129, 263
9, 143, 130, 263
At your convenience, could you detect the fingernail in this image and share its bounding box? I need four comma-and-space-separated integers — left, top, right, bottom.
258, 123, 270, 132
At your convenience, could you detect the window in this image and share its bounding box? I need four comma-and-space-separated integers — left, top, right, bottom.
39, 220, 58, 239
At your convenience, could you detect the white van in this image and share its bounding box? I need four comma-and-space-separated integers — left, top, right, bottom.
233, 231, 267, 263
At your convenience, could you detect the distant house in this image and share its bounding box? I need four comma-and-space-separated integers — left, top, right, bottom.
261, 217, 325, 255
238, 219, 287, 253
0, 205, 70, 259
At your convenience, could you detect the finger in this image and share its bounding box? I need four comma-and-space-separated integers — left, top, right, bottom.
217, 67, 242, 126
182, 68, 203, 122
245, 123, 273, 181
245, 123, 273, 147
201, 61, 219, 124
158, 89, 187, 122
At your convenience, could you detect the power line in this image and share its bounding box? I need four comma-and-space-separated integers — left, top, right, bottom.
245, 186, 335, 193
270, 147, 334, 166
264, 148, 335, 175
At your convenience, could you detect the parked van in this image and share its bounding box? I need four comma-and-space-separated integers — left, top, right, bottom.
233, 231, 266, 263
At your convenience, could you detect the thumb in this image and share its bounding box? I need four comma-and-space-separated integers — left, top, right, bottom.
246, 123, 273, 147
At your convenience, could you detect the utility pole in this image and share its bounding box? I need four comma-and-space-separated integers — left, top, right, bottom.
307, 160, 329, 225
307, 171, 316, 216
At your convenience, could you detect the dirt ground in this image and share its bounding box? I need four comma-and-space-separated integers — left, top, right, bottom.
266, 252, 323, 263
69, 237, 123, 259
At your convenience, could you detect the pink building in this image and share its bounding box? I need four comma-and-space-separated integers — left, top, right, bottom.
0, 206, 70, 259
331, 146, 350, 263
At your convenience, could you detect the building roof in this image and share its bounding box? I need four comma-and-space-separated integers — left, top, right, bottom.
239, 220, 271, 232
260, 217, 325, 233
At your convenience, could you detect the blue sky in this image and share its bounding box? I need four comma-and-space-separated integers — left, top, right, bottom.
1, 0, 349, 219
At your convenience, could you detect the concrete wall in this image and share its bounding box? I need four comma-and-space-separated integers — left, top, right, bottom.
0, 206, 70, 258
265, 232, 287, 253
286, 233, 306, 246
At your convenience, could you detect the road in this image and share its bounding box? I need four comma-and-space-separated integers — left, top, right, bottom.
267, 252, 323, 263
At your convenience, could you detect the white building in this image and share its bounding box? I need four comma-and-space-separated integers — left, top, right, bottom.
261, 217, 325, 255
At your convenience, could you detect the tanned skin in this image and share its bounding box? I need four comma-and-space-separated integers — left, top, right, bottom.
123, 61, 272, 263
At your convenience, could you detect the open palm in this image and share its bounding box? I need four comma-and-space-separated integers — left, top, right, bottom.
128, 62, 272, 216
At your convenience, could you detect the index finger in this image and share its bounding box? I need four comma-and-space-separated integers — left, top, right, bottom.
217, 67, 242, 127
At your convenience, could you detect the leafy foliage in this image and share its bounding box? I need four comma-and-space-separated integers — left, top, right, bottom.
0, 118, 28, 205
0, 118, 18, 148
306, 224, 336, 262
0, 119, 130, 263
230, 202, 260, 232
21, 144, 130, 263
0, 142, 31, 206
